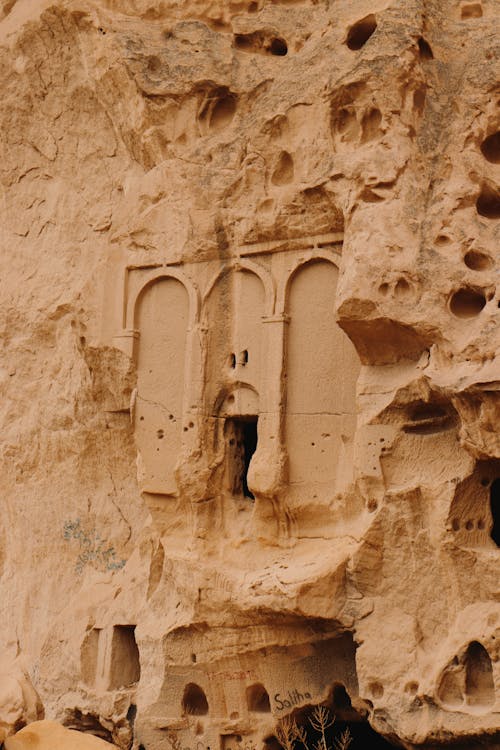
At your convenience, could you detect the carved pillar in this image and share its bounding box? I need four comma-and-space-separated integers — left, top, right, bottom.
249, 314, 295, 543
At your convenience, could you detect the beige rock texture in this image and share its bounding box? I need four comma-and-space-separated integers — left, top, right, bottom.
0, 0, 499, 749
0, 654, 43, 742
5, 720, 118, 748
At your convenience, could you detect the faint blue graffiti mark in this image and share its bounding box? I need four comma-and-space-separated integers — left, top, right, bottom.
63, 518, 126, 575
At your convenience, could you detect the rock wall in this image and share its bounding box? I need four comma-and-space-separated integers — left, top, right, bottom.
0, 1, 499, 749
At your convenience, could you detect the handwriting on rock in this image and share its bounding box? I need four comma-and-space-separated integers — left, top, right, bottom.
63, 518, 126, 575
274, 689, 312, 711
211, 669, 257, 681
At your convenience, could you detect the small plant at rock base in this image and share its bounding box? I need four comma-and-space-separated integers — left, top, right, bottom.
275, 706, 352, 750
334, 729, 352, 750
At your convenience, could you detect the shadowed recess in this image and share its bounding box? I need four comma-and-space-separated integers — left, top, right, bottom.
463, 250, 493, 271
247, 683, 271, 712
346, 15, 377, 50
182, 683, 209, 715
449, 288, 486, 318
476, 185, 500, 218
480, 131, 500, 163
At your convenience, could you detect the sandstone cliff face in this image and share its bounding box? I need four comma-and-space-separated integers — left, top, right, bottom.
0, 1, 499, 749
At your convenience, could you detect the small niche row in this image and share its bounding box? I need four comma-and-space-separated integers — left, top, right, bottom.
232, 14, 379, 59
448, 164, 497, 321
181, 682, 271, 716
449, 474, 500, 548
229, 350, 249, 368
476, 129, 500, 217
234, 32, 288, 56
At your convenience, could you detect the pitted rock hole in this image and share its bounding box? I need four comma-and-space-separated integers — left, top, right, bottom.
246, 683, 271, 712
463, 250, 493, 270
210, 95, 237, 132
182, 683, 209, 715
346, 15, 377, 50
198, 88, 237, 133
476, 185, 500, 218
449, 288, 486, 318
481, 131, 500, 163
234, 32, 288, 56
270, 37, 288, 56
417, 36, 434, 60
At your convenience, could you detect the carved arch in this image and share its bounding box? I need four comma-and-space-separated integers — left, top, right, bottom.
276, 250, 341, 315
202, 259, 274, 317
129, 268, 200, 332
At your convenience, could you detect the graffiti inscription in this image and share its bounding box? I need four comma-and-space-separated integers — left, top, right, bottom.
274, 688, 312, 711
63, 518, 126, 575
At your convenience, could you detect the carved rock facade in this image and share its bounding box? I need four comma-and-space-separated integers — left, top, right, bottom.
0, 1, 498, 749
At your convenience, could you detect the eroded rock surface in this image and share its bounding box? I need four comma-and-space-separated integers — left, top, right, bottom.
5, 720, 118, 749
0, 1, 498, 749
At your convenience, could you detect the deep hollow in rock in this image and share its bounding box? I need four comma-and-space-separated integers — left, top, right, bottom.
346, 15, 377, 50
476, 185, 500, 218
449, 288, 487, 318
463, 250, 493, 270
480, 131, 500, 162
182, 683, 209, 715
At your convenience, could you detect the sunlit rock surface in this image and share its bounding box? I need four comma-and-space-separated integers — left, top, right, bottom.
0, 1, 498, 749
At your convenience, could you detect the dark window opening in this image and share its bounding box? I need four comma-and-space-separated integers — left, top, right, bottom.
108, 625, 140, 689
346, 15, 377, 50
182, 683, 209, 716
269, 37, 288, 56
247, 683, 271, 712
229, 353, 236, 368
490, 479, 500, 547
417, 36, 434, 59
225, 417, 258, 499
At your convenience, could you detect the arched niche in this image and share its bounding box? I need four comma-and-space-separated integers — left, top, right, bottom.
285, 260, 359, 492
134, 277, 189, 494
204, 269, 265, 414
438, 641, 494, 711
246, 683, 271, 712
465, 641, 495, 707
182, 682, 209, 716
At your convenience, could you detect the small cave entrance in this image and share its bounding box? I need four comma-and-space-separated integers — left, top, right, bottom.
224, 416, 258, 499
182, 683, 209, 716
465, 641, 495, 707
438, 641, 494, 710
270, 687, 397, 750
247, 683, 271, 712
108, 625, 140, 689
